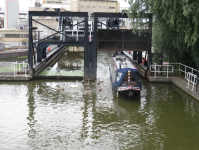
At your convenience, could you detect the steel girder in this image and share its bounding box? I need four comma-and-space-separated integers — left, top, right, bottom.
29, 11, 88, 17
28, 11, 89, 77
92, 12, 153, 69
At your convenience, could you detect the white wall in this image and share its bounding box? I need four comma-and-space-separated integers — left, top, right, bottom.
4, 0, 19, 29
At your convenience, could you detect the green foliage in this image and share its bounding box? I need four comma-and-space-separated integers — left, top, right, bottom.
126, 0, 199, 67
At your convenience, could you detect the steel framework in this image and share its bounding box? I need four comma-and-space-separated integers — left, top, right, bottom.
28, 11, 152, 79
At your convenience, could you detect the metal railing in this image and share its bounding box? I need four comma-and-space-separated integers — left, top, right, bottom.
186, 72, 197, 91
11, 61, 29, 76
151, 63, 198, 79
65, 29, 93, 42
57, 28, 93, 42
170, 63, 198, 79
150, 65, 174, 78
150, 62, 199, 93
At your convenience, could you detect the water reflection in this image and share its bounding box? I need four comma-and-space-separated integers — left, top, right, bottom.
27, 81, 37, 139
39, 51, 84, 76
0, 52, 199, 149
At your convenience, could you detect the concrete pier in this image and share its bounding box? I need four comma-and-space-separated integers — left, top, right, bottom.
0, 49, 28, 58
0, 74, 32, 80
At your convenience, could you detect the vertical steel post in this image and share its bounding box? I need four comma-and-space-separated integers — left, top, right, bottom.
138, 51, 142, 64
160, 53, 163, 75
28, 14, 33, 76
42, 46, 47, 59
84, 16, 89, 79
185, 66, 186, 79
38, 31, 40, 41
133, 51, 137, 60
167, 65, 168, 78
92, 17, 97, 79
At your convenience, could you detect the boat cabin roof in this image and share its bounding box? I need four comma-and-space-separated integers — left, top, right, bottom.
113, 55, 137, 70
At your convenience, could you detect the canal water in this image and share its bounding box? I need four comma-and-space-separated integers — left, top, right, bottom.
0, 51, 199, 149
39, 49, 84, 76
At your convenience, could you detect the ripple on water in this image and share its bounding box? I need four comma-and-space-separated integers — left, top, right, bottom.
1, 52, 199, 149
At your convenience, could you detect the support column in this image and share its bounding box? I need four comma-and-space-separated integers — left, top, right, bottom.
28, 15, 33, 76
84, 17, 89, 79
42, 47, 47, 59
91, 17, 97, 79
37, 49, 42, 62
84, 16, 97, 80
138, 51, 142, 64
38, 31, 40, 40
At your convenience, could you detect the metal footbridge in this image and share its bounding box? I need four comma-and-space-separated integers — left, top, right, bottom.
28, 11, 152, 80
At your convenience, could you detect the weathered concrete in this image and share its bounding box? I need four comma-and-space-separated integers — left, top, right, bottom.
172, 77, 199, 101
148, 76, 172, 82
0, 74, 32, 80
148, 76, 199, 101
0, 49, 28, 58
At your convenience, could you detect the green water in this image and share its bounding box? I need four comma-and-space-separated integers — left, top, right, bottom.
39, 51, 84, 76
0, 52, 199, 149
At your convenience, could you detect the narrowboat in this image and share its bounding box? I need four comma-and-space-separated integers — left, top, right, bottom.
109, 51, 142, 98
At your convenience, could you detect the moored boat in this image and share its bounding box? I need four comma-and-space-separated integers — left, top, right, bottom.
109, 51, 142, 98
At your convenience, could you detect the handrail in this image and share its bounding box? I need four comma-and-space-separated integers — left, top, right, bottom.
64, 29, 93, 42
150, 65, 174, 78
186, 72, 197, 91
11, 61, 29, 76
150, 62, 199, 93
170, 63, 198, 79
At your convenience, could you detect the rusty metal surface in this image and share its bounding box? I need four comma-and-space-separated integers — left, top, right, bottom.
97, 29, 150, 51
133, 61, 147, 78
124, 42, 148, 50
98, 42, 122, 49
98, 30, 122, 41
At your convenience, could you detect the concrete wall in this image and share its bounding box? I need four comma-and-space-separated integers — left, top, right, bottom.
0, 30, 28, 43
4, 0, 19, 29
32, 18, 58, 31
29, 7, 54, 11
69, 46, 84, 52
70, 0, 120, 15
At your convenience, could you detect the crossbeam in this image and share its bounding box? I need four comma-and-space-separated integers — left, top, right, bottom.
29, 11, 88, 17
92, 12, 152, 18
32, 19, 78, 42
34, 20, 85, 44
